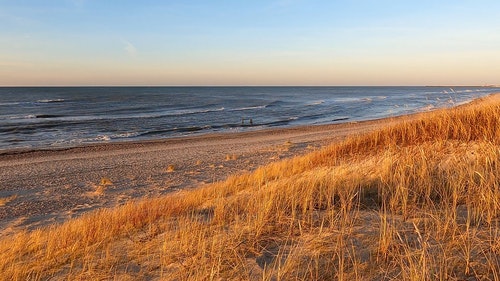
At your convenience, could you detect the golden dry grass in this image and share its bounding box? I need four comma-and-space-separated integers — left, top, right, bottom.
1, 98, 500, 280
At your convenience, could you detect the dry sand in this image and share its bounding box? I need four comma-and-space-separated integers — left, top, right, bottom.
0, 94, 498, 236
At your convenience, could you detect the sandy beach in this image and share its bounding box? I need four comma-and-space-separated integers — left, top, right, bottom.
0, 120, 399, 236
1, 95, 498, 236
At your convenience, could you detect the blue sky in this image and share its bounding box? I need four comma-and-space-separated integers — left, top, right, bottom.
1, 0, 499, 86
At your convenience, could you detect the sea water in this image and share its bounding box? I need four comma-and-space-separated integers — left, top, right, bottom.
1, 86, 499, 150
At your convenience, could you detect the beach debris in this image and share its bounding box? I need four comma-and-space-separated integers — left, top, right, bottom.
225, 154, 238, 161
100, 178, 113, 186
166, 165, 176, 173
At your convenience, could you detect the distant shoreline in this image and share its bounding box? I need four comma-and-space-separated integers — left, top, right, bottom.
1, 85, 499, 88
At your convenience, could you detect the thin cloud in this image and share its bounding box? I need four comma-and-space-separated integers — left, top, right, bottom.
123, 41, 137, 57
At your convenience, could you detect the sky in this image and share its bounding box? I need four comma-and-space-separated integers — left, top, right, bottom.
1, 0, 499, 86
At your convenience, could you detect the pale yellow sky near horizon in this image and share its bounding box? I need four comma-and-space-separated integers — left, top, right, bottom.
2, 51, 498, 86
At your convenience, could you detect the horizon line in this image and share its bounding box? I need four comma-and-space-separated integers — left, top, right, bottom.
1, 84, 498, 88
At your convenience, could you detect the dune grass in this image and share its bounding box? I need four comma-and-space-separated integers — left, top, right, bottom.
1, 97, 500, 280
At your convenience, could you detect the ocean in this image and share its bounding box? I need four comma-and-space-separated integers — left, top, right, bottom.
1, 86, 499, 151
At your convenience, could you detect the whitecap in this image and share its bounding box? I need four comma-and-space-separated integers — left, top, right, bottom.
231, 105, 267, 111
168, 107, 225, 116
306, 100, 325, 106
8, 114, 37, 120
0, 102, 22, 106
36, 99, 65, 103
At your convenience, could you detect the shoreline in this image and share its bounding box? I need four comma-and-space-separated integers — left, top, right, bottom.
0, 101, 448, 158
1, 93, 499, 236
0, 117, 396, 157
0, 87, 491, 155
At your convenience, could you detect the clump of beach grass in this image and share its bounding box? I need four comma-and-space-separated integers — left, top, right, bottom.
1, 96, 500, 280
92, 177, 113, 196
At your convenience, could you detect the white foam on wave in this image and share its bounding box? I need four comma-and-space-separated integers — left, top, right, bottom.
306, 100, 325, 106
36, 99, 65, 103
334, 97, 373, 103
97, 135, 111, 141
231, 105, 267, 111
168, 107, 225, 116
9, 106, 228, 124
417, 104, 435, 112
0, 102, 22, 106
454, 100, 473, 106
112, 132, 140, 139
51, 134, 112, 146
8, 114, 36, 120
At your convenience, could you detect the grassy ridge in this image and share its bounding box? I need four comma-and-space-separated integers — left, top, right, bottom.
1, 97, 500, 280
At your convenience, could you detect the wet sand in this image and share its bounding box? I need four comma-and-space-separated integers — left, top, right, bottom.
1, 94, 498, 236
